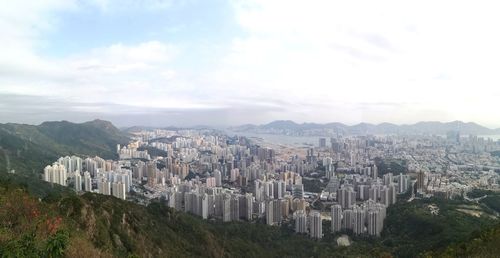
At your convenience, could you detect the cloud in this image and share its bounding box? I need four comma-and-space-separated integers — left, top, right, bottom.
67, 41, 178, 74
0, 93, 285, 127
1, 0, 500, 127
217, 0, 500, 126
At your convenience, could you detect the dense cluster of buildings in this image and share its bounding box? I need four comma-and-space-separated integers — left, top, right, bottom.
42, 128, 500, 241
43, 155, 132, 200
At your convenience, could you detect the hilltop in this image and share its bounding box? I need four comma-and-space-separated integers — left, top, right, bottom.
0, 119, 130, 176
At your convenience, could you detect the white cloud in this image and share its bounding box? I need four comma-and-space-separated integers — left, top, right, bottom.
1, 0, 500, 127
67, 41, 178, 73
219, 0, 500, 126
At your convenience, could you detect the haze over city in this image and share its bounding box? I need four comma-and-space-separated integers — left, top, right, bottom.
1, 0, 500, 127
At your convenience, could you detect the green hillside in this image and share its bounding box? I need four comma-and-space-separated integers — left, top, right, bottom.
424, 222, 500, 258
380, 197, 497, 257
0, 177, 384, 258
0, 119, 129, 176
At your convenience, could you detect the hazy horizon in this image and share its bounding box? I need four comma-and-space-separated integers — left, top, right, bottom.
2, 114, 500, 131
2, 1, 500, 127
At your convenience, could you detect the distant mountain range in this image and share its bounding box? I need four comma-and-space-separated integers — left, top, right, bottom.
122, 125, 213, 133
229, 120, 500, 136
0, 119, 129, 175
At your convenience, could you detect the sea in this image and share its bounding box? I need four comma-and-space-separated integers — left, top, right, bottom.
226, 131, 321, 147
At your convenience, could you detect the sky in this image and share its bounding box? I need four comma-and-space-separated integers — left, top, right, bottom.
1, 0, 500, 128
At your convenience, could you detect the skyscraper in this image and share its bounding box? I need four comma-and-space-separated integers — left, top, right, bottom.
273, 180, 284, 199
265, 200, 274, 226
214, 170, 222, 187
43, 163, 67, 186
342, 209, 353, 230
367, 210, 380, 236
319, 138, 327, 148
74, 170, 82, 192
83, 171, 92, 192
112, 181, 126, 200
331, 204, 342, 233
223, 194, 232, 222
352, 207, 365, 235
338, 186, 356, 209
383, 173, 393, 186
417, 171, 427, 192
294, 210, 307, 234
292, 184, 304, 199
309, 211, 322, 239
201, 193, 209, 219
380, 186, 390, 207
242, 193, 253, 220
230, 196, 240, 221
147, 162, 157, 187
398, 173, 409, 194
372, 164, 378, 180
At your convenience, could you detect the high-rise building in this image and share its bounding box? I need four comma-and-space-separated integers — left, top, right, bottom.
383, 173, 393, 186
43, 163, 67, 186
353, 207, 365, 235
265, 200, 274, 226
112, 181, 126, 200
239, 193, 253, 220
292, 184, 304, 199
273, 180, 284, 199
223, 194, 232, 222
388, 184, 397, 205
264, 181, 274, 200
398, 173, 409, 194
417, 171, 427, 192
293, 198, 307, 212
98, 178, 111, 195
206, 177, 216, 188
294, 210, 307, 233
230, 196, 240, 221
367, 210, 380, 236
184, 192, 193, 213
214, 193, 224, 217
380, 186, 390, 206
74, 171, 82, 192
230, 168, 239, 182
331, 204, 342, 233
338, 186, 356, 209
83, 171, 92, 192
84, 158, 98, 177
319, 138, 327, 148
214, 170, 222, 187
342, 209, 353, 230
201, 193, 209, 219
147, 162, 157, 187
272, 199, 283, 224
369, 185, 379, 201
357, 185, 369, 200
309, 211, 322, 239
167, 191, 176, 208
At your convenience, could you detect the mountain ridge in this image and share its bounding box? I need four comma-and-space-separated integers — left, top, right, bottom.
0, 119, 130, 176
229, 120, 500, 135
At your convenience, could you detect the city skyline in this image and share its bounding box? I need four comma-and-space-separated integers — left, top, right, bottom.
2, 2, 500, 257
2, 1, 500, 127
